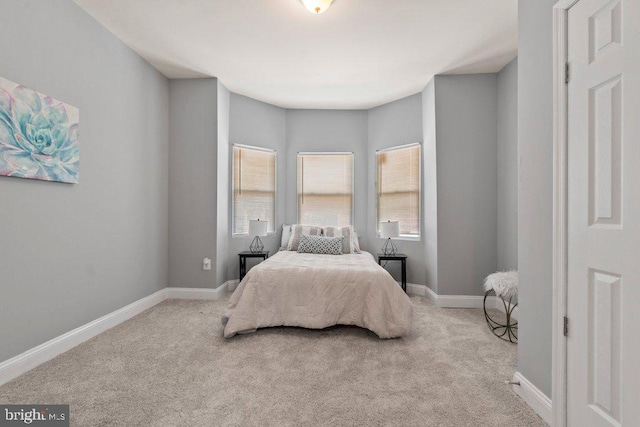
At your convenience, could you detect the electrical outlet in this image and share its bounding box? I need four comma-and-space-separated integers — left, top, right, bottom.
203, 258, 211, 270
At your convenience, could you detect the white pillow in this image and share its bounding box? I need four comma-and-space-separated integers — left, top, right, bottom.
323, 225, 359, 254
280, 224, 292, 249
352, 232, 362, 253
287, 224, 323, 251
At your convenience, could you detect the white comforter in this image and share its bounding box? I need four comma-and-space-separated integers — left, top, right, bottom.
222, 251, 413, 338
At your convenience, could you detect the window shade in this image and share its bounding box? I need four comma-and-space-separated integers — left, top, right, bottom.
233, 145, 276, 235
297, 153, 353, 227
376, 144, 421, 236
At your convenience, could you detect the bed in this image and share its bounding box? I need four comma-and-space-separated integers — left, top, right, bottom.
221, 250, 413, 338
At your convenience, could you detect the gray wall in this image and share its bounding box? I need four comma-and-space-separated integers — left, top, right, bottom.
497, 58, 519, 271
216, 82, 231, 286
367, 94, 424, 284
422, 80, 439, 293
517, 0, 556, 398
228, 93, 287, 279
285, 110, 369, 241
168, 79, 218, 288
434, 74, 498, 296
0, 0, 169, 361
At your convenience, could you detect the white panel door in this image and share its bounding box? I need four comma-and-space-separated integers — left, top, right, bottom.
567, 0, 640, 426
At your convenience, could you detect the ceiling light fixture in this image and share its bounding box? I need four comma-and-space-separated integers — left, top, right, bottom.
300, 0, 334, 15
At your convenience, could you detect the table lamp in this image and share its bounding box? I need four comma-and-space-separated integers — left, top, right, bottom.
248, 219, 268, 253
380, 220, 399, 255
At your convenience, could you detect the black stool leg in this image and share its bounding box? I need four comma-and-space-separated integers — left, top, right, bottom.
483, 290, 518, 343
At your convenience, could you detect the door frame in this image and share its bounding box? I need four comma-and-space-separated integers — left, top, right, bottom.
552, 1, 580, 426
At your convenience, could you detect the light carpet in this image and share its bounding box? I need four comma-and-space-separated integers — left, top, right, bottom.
0, 294, 544, 426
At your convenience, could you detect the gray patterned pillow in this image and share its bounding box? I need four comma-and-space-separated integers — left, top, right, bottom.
297, 234, 344, 255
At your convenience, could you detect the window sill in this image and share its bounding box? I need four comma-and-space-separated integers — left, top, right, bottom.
232, 232, 277, 239
378, 235, 421, 242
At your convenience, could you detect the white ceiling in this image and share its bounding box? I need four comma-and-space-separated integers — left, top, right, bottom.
74, 0, 517, 109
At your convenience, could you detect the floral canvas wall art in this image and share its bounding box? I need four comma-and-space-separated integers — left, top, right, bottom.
0, 76, 79, 183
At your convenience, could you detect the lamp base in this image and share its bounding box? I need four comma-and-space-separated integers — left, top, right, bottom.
250, 236, 264, 253
381, 238, 398, 256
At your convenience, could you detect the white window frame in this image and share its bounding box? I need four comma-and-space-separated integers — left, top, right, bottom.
296, 152, 355, 226
232, 143, 277, 237
375, 142, 422, 241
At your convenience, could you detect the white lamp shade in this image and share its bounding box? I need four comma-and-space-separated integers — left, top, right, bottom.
248, 220, 268, 237
380, 221, 400, 239
300, 0, 334, 14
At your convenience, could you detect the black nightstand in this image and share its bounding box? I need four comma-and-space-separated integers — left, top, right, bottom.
239, 251, 269, 281
377, 253, 407, 293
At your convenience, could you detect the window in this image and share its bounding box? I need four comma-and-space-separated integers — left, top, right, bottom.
297, 153, 353, 226
233, 145, 276, 235
376, 143, 421, 237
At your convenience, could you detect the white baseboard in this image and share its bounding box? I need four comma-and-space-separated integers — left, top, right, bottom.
512, 372, 552, 425
406, 283, 518, 319
0, 288, 167, 387
165, 281, 232, 300
407, 283, 484, 308
406, 282, 430, 298
0, 282, 238, 387
226, 279, 240, 292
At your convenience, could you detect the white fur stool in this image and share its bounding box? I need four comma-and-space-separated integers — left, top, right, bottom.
483, 271, 518, 343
